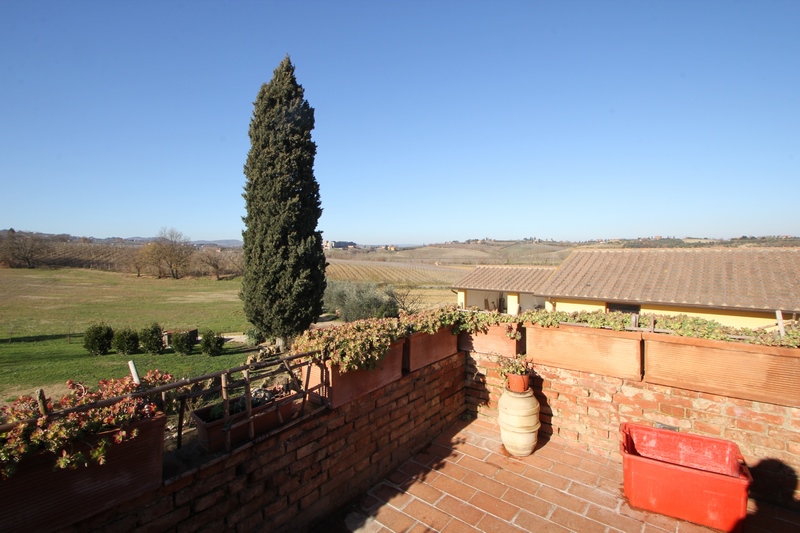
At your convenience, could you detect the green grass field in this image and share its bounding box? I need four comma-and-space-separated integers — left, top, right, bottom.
0, 268, 254, 401
0, 265, 463, 401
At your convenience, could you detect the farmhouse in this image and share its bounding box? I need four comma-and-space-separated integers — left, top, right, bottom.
454, 248, 800, 329
453, 265, 555, 314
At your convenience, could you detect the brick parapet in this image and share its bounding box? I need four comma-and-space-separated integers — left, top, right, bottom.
67, 352, 467, 532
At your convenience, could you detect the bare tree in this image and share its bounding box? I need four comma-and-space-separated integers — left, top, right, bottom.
197, 248, 226, 280
4, 230, 50, 268
154, 228, 194, 279
385, 285, 424, 314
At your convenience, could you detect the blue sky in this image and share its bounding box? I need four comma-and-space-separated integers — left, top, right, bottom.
1, 1, 798, 245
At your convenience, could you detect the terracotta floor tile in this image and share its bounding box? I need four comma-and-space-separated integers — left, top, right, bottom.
549, 507, 607, 533
567, 480, 620, 510
412, 451, 442, 467
516, 451, 555, 471
577, 456, 623, 482
318, 418, 800, 533
468, 491, 519, 521
399, 459, 440, 483
431, 460, 471, 481
619, 500, 682, 531
403, 499, 451, 531
403, 480, 444, 505
586, 502, 647, 531
425, 442, 462, 460
455, 454, 500, 478
370, 504, 416, 533
550, 461, 600, 487
475, 513, 528, 533
534, 445, 585, 467
494, 468, 541, 494
535, 485, 589, 515
371, 483, 413, 510
440, 519, 482, 533
429, 475, 478, 502
483, 451, 528, 474
676, 520, 717, 533
435, 494, 486, 527
450, 441, 491, 461
520, 465, 571, 491
513, 510, 571, 533
385, 468, 412, 486
501, 487, 553, 518
461, 472, 508, 498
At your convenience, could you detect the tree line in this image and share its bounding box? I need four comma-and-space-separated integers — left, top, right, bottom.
0, 228, 243, 280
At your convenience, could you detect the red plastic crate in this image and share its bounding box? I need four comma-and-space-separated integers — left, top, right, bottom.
621, 423, 751, 532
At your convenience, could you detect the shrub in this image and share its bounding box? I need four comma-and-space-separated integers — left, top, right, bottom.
324, 280, 398, 322
244, 327, 266, 347
171, 331, 195, 355
112, 328, 139, 355
139, 323, 164, 355
200, 330, 225, 356
83, 323, 114, 355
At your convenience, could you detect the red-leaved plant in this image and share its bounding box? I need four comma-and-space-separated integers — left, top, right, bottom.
0, 369, 174, 479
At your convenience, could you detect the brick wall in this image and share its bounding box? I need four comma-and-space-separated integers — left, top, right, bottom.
69, 352, 467, 532
466, 350, 800, 510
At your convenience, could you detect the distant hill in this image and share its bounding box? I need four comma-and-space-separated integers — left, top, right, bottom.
192, 240, 243, 248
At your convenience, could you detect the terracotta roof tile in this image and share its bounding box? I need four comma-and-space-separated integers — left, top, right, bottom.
539, 248, 800, 313
453, 266, 556, 294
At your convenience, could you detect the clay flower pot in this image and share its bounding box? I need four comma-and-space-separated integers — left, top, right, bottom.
506, 373, 530, 393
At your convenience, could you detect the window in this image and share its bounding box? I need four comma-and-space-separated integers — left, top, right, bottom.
607, 303, 641, 314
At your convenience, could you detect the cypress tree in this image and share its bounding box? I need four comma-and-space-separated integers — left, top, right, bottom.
241, 56, 327, 341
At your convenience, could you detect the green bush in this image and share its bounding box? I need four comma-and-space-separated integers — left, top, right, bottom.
83, 323, 114, 356
112, 328, 139, 355
244, 327, 266, 347
171, 331, 195, 355
324, 280, 398, 322
200, 330, 226, 356
139, 323, 164, 355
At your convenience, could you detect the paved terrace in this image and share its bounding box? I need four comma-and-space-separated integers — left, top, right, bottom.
317, 418, 800, 533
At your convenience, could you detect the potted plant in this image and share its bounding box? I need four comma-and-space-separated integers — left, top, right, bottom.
293, 317, 406, 408
0, 370, 173, 532
496, 354, 540, 456
497, 353, 530, 392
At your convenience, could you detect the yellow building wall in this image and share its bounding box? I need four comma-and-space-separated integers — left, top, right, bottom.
546, 298, 780, 329
641, 305, 778, 329
457, 290, 466, 309
546, 299, 606, 313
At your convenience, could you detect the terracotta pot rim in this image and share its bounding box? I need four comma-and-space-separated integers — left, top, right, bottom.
505, 373, 530, 393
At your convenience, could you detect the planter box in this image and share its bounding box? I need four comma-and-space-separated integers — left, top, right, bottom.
0, 413, 166, 533
526, 324, 642, 380
191, 394, 301, 452
621, 423, 751, 532
405, 327, 458, 372
643, 333, 800, 407
458, 323, 525, 357
306, 339, 404, 409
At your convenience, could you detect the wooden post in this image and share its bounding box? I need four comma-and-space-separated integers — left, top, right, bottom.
35, 388, 48, 417
776, 310, 785, 338
177, 397, 186, 449
222, 372, 231, 451
243, 369, 254, 440
128, 360, 141, 385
